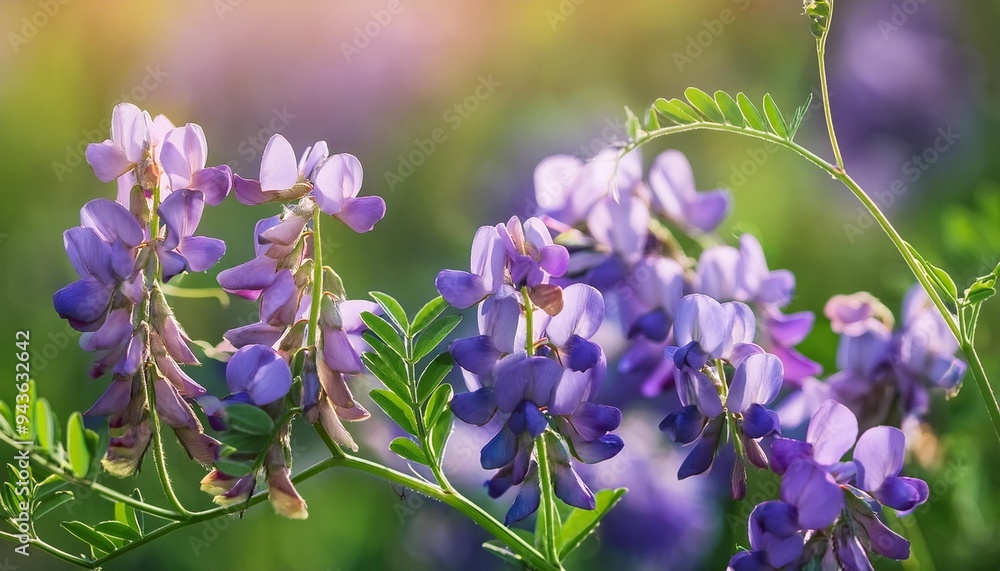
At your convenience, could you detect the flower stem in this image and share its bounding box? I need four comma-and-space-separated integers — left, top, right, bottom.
307, 207, 324, 348
814, 1, 845, 172
522, 286, 535, 356
534, 433, 562, 566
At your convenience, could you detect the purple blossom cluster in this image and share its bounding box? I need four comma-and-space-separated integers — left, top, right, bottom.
55, 105, 386, 520
55, 103, 232, 477
437, 216, 624, 524
201, 134, 385, 517
730, 400, 928, 570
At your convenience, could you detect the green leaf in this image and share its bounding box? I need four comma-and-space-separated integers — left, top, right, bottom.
417, 352, 454, 404
559, 488, 628, 558
323, 266, 347, 299
389, 437, 428, 465
34, 398, 56, 451
362, 332, 409, 382
62, 521, 117, 554
643, 104, 660, 131
668, 99, 701, 124
926, 263, 958, 302
429, 406, 453, 460
369, 291, 409, 334
762, 94, 790, 138
411, 296, 448, 335
413, 315, 462, 361
115, 500, 141, 534
714, 91, 745, 127
423, 383, 454, 428
624, 106, 642, 140
214, 458, 254, 477
736, 92, 767, 131
94, 520, 142, 542
33, 490, 74, 520
965, 281, 997, 304
684, 87, 726, 123
370, 389, 419, 435
361, 312, 406, 357
653, 97, 698, 124
0, 400, 12, 434
216, 431, 268, 454
361, 353, 409, 400
787, 92, 814, 139
66, 411, 91, 478
225, 404, 275, 435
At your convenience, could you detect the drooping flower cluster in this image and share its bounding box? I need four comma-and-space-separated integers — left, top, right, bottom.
819, 287, 965, 429
659, 294, 783, 498
532, 148, 820, 399
54, 103, 231, 477
201, 134, 385, 517
729, 400, 928, 570
438, 216, 624, 524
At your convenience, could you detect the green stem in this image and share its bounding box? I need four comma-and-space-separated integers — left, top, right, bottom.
961, 343, 1000, 441
0, 431, 184, 520
535, 434, 561, 566
307, 207, 323, 348
815, 2, 844, 172
311, 428, 557, 571
522, 287, 535, 356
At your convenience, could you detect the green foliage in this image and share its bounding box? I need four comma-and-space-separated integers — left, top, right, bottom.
360, 293, 460, 469
643, 90, 811, 143
558, 488, 628, 558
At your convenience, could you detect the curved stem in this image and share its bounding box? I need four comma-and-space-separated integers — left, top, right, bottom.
629, 122, 1000, 441
534, 433, 561, 566
815, 1, 844, 172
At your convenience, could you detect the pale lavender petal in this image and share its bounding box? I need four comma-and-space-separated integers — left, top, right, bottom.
81, 198, 144, 247
338, 300, 381, 334
435, 270, 488, 309
64, 227, 113, 282
853, 425, 905, 493
313, 153, 363, 214
259, 134, 299, 191
648, 149, 696, 220
781, 460, 843, 529
726, 353, 783, 412
298, 141, 329, 179
767, 311, 815, 346
533, 154, 583, 215
224, 322, 284, 349
586, 195, 650, 264
335, 196, 385, 233
110, 102, 146, 162
470, 225, 505, 293
86, 141, 133, 182
321, 326, 363, 375
722, 301, 757, 357
696, 246, 740, 301
684, 189, 730, 232
177, 236, 225, 272
189, 166, 232, 205
217, 256, 279, 298
233, 175, 271, 205
807, 400, 859, 465
673, 294, 727, 355
546, 283, 604, 345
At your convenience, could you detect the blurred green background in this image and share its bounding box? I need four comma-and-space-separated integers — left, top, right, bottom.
2, 0, 1000, 569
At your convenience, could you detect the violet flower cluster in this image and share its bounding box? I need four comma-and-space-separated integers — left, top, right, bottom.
730, 399, 929, 570
202, 134, 385, 517
437, 216, 624, 524
54, 103, 231, 477
55, 105, 387, 520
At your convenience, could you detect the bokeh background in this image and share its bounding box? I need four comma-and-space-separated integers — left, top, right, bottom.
2, 0, 1000, 569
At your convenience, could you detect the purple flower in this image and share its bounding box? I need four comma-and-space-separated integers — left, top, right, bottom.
728, 501, 803, 571
54, 199, 144, 331
159, 123, 232, 205
233, 134, 385, 233
853, 426, 929, 512
647, 149, 731, 233
435, 224, 506, 309
225, 345, 292, 406
156, 189, 226, 281
85, 103, 151, 184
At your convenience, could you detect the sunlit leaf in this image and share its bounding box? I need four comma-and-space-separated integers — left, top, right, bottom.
370, 389, 418, 435
389, 437, 428, 465
369, 291, 409, 334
